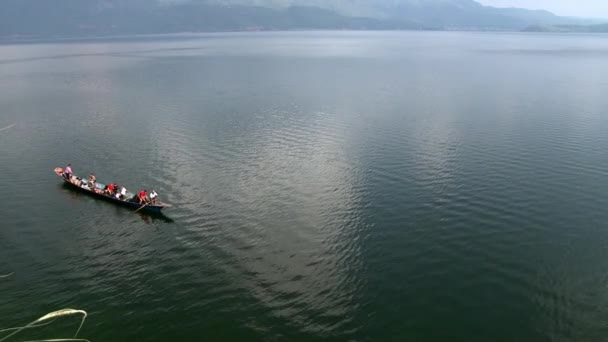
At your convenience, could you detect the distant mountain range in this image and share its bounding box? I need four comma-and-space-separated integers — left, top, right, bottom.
0, 0, 605, 39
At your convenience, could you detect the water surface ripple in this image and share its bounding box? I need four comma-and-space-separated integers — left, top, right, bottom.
1, 32, 608, 341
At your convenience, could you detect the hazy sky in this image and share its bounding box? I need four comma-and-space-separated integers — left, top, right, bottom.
477, 0, 608, 18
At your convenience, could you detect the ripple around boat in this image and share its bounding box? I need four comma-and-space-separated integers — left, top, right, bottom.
54, 167, 171, 213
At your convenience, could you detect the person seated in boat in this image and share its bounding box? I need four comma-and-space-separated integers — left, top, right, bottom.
89, 174, 97, 189
119, 186, 128, 200
105, 183, 116, 196
137, 189, 148, 204
106, 183, 114, 196
149, 190, 159, 204
64, 164, 73, 180
73, 177, 82, 187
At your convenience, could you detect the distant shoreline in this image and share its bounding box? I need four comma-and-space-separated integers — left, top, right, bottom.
2, 28, 606, 45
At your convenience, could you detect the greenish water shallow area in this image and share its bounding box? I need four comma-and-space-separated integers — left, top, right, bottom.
1, 31, 608, 341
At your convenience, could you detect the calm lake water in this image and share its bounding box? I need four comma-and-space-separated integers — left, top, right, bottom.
1, 31, 608, 341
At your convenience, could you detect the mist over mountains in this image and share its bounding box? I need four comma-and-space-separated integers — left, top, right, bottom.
0, 0, 603, 39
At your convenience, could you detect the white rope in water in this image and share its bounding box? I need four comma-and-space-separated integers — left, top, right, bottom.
0, 123, 15, 132
0, 309, 87, 342
17, 339, 90, 342
18, 339, 90, 342
0, 318, 56, 335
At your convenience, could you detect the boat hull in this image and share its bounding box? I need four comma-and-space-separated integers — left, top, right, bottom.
55, 169, 168, 213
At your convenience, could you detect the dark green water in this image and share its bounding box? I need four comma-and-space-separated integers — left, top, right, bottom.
1, 31, 608, 341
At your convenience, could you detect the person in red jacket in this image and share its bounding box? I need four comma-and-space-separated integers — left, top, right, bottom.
105, 183, 116, 196
138, 189, 148, 204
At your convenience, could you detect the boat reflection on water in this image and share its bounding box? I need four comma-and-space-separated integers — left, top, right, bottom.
137, 211, 175, 224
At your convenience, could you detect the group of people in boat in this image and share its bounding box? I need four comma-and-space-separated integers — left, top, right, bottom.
61, 164, 160, 205
138, 189, 159, 205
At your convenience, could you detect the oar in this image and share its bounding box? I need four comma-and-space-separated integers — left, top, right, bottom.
134, 203, 148, 213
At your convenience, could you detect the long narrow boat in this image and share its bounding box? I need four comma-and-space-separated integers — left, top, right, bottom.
54, 167, 171, 213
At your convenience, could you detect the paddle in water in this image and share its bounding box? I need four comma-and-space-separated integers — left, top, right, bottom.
134, 203, 148, 212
